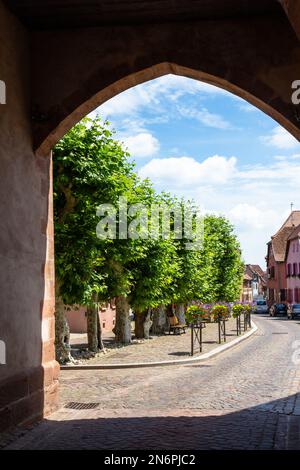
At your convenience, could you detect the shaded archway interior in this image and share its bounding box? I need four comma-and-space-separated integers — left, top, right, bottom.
1, 0, 300, 435
36, 62, 300, 157
27, 8, 300, 157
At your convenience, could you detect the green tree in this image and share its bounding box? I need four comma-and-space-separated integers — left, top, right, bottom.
97, 182, 181, 342
53, 117, 134, 361
171, 199, 204, 322
198, 215, 244, 303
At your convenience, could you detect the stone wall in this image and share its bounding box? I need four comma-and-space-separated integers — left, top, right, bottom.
0, 2, 58, 432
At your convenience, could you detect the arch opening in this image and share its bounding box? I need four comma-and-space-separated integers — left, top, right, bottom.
36, 62, 300, 157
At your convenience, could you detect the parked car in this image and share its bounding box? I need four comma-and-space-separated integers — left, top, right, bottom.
287, 303, 300, 320
254, 299, 268, 314
269, 303, 287, 317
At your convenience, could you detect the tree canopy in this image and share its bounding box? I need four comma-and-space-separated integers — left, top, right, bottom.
53, 117, 244, 355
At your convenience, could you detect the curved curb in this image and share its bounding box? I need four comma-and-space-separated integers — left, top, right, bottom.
61, 321, 258, 371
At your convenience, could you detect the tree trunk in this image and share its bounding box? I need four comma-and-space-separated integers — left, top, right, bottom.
97, 310, 104, 350
54, 294, 72, 364
175, 303, 186, 324
114, 296, 132, 343
135, 308, 153, 339
87, 305, 98, 352
143, 309, 153, 339
87, 294, 105, 352
166, 304, 174, 317
135, 310, 146, 339
151, 305, 168, 334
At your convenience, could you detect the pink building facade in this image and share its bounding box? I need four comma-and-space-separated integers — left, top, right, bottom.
286, 227, 300, 304
65, 301, 116, 334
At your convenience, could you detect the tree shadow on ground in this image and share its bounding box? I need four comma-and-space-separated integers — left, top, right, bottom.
5, 394, 300, 450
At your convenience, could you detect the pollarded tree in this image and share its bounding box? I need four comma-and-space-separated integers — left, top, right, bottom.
170, 199, 205, 322
198, 215, 244, 303
130, 237, 181, 338
96, 178, 181, 342
53, 117, 136, 361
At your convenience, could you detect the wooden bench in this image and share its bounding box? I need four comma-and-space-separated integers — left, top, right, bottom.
167, 314, 186, 335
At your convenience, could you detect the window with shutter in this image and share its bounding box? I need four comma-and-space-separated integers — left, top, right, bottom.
293, 263, 298, 276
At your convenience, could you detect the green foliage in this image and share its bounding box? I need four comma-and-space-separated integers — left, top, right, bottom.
53, 117, 134, 305
232, 303, 252, 318
53, 117, 180, 311
232, 303, 245, 318
53, 117, 244, 315
197, 215, 244, 303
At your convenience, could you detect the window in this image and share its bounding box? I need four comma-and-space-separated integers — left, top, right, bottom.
268, 288, 274, 302
280, 289, 286, 302
269, 266, 275, 279
287, 289, 293, 303
293, 263, 298, 276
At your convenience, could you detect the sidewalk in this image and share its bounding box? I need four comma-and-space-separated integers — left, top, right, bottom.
69, 317, 249, 366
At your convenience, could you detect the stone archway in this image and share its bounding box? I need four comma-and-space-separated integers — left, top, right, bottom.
35, 61, 300, 158
28, 10, 300, 157
1, 0, 300, 434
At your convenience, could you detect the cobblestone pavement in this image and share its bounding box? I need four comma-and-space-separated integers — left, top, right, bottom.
4, 314, 300, 450
70, 317, 241, 365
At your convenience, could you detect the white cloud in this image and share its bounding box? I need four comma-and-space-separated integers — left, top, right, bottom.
139, 153, 300, 265
228, 204, 279, 230
99, 86, 157, 117
178, 106, 231, 129
95, 74, 232, 126
261, 126, 300, 150
238, 103, 257, 113
139, 155, 237, 186
91, 75, 300, 266
121, 132, 160, 158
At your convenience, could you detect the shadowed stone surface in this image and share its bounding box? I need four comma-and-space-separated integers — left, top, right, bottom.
3, 315, 300, 450
1, 0, 300, 434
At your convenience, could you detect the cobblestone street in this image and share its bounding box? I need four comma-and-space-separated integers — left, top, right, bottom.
69, 316, 241, 365
4, 314, 300, 450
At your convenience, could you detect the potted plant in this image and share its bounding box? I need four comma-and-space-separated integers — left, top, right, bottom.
232, 303, 244, 335
211, 304, 231, 322
232, 303, 244, 318
186, 304, 211, 324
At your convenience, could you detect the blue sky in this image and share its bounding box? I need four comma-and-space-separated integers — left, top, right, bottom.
91, 74, 300, 268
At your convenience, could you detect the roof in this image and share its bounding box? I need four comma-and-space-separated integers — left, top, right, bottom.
272, 211, 300, 237
271, 226, 296, 262
267, 211, 300, 263
287, 223, 300, 241
248, 264, 266, 278
244, 264, 266, 279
